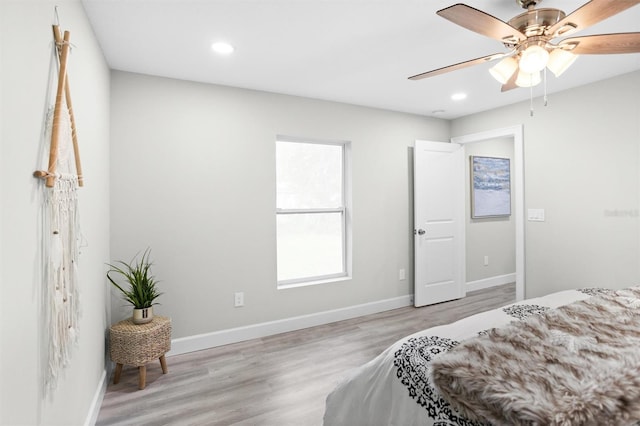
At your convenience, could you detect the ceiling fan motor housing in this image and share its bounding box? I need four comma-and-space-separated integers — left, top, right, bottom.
507, 8, 566, 44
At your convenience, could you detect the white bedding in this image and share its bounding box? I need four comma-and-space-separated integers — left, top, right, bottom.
323, 288, 609, 426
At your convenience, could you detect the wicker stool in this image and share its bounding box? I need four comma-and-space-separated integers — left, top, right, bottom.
109, 316, 172, 390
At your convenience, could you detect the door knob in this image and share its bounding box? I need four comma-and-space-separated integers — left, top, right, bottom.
416, 229, 426, 235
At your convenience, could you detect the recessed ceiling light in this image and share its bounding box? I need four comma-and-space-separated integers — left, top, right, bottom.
451, 93, 467, 101
211, 42, 234, 55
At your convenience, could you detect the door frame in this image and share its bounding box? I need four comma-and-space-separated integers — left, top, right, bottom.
451, 125, 525, 301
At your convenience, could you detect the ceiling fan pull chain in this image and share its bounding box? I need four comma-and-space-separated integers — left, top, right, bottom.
543, 68, 548, 107
529, 85, 534, 117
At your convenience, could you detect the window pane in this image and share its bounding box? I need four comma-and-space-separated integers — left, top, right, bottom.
277, 212, 344, 282
276, 142, 343, 209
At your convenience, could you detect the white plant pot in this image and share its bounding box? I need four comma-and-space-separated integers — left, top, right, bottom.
132, 306, 153, 324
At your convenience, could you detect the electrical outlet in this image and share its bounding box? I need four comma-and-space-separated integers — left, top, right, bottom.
399, 268, 406, 280
234, 292, 244, 307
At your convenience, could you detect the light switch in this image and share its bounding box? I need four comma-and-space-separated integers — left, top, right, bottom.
527, 208, 545, 222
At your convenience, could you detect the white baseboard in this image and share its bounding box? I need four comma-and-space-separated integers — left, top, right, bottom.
466, 273, 516, 293
84, 368, 107, 426
167, 294, 413, 356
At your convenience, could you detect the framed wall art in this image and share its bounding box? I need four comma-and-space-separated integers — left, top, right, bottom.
471, 156, 511, 218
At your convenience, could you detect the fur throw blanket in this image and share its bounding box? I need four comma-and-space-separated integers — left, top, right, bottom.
430, 287, 640, 426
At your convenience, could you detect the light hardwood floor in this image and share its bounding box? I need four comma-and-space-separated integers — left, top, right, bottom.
96, 283, 515, 426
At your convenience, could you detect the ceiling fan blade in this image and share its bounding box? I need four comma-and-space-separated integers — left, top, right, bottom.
559, 32, 640, 54
547, 0, 640, 38
408, 53, 506, 80
501, 69, 519, 92
437, 4, 526, 44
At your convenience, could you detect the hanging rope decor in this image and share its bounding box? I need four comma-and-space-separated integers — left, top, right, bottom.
42, 171, 81, 390
34, 22, 84, 391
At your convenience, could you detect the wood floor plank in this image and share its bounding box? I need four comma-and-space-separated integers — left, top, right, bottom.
96, 284, 515, 426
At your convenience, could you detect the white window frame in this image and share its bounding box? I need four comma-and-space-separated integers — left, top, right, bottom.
276, 136, 352, 288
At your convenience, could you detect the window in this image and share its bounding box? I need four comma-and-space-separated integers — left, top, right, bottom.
276, 137, 351, 287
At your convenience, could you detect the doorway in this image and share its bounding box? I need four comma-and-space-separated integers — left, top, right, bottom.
452, 125, 525, 301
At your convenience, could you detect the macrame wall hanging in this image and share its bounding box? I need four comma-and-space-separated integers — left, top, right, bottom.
33, 16, 84, 392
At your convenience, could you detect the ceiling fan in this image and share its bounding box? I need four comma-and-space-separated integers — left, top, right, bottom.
409, 0, 640, 91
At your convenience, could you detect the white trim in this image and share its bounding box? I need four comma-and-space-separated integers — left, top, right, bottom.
276, 134, 349, 147
466, 273, 517, 293
83, 369, 107, 426
278, 275, 351, 290
167, 294, 412, 356
451, 125, 526, 301
276, 207, 345, 214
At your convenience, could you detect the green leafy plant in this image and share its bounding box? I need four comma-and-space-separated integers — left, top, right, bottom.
107, 248, 162, 309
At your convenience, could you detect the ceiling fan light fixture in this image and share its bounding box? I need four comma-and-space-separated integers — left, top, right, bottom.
519, 44, 549, 73
489, 56, 518, 84
515, 69, 541, 87
547, 49, 578, 77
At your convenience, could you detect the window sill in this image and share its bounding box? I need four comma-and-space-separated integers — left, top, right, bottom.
278, 276, 351, 290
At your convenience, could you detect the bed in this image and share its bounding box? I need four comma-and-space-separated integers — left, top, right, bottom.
323, 286, 640, 426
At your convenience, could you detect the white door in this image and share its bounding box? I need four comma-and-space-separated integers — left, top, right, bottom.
414, 141, 465, 307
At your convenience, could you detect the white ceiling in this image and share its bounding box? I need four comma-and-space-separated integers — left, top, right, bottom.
81, 0, 640, 119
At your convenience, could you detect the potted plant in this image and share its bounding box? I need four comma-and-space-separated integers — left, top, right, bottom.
107, 248, 162, 324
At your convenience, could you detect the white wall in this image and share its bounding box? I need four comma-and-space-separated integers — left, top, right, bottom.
110, 71, 450, 339
465, 138, 515, 283
1, 1, 110, 424
452, 71, 640, 298
110, 70, 640, 348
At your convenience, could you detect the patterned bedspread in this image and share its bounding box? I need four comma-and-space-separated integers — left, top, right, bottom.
323, 288, 611, 426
